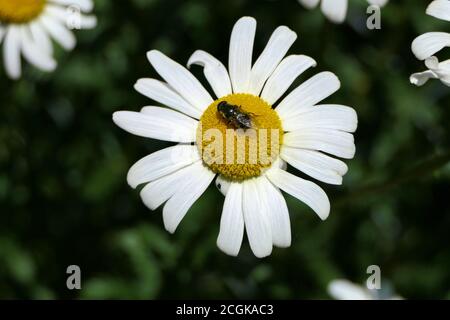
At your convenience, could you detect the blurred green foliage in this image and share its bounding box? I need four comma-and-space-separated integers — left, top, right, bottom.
0, 0, 449, 299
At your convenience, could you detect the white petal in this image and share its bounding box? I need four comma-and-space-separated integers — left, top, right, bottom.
228, 16, 257, 93
367, 0, 388, 7
0, 27, 5, 43
410, 70, 438, 86
127, 145, 200, 188
49, 0, 94, 12
40, 14, 76, 50
242, 179, 272, 258
112, 108, 198, 143
29, 21, 53, 55
19, 26, 57, 72
281, 147, 348, 185
217, 182, 245, 256
284, 128, 356, 159
282, 104, 358, 133
215, 175, 231, 196
426, 0, 450, 22
266, 167, 330, 220
259, 176, 291, 248
299, 0, 320, 9
261, 55, 317, 105
162, 162, 215, 233
134, 78, 201, 119
3, 27, 22, 79
147, 50, 213, 112
276, 72, 340, 120
328, 280, 373, 300
140, 160, 202, 210
46, 4, 97, 29
187, 50, 232, 99
321, 0, 348, 23
411, 32, 450, 60
248, 26, 297, 96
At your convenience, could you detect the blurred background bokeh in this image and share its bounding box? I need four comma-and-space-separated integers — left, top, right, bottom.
0, 0, 449, 299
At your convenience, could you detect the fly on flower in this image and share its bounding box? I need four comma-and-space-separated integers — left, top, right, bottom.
217, 101, 253, 129
113, 17, 358, 258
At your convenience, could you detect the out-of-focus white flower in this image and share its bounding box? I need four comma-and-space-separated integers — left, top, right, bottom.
298, 0, 389, 24
411, 0, 450, 86
0, 0, 97, 79
328, 279, 403, 300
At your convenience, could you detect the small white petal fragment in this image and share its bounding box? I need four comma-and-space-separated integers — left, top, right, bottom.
276, 72, 341, 120
411, 32, 450, 61
242, 179, 273, 258
217, 182, 245, 256
147, 50, 213, 112
248, 26, 297, 96
367, 0, 388, 7
328, 280, 373, 300
127, 145, 200, 188
321, 0, 348, 24
229, 17, 257, 93
112, 108, 198, 143
163, 162, 215, 233
410, 57, 450, 87
188, 50, 232, 99
266, 167, 330, 220
426, 0, 450, 22
50, 0, 94, 12
299, 0, 320, 9
261, 55, 317, 105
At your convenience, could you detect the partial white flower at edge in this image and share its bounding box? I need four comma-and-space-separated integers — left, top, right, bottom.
298, 0, 389, 24
113, 17, 358, 258
411, 0, 450, 87
328, 279, 403, 300
0, 0, 97, 79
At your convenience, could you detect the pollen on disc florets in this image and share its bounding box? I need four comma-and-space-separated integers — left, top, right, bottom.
197, 93, 283, 181
0, 0, 46, 24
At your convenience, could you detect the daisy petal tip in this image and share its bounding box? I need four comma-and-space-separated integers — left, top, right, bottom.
162, 217, 177, 234
216, 241, 240, 257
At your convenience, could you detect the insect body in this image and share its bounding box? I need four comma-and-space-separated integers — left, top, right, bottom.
217, 101, 253, 129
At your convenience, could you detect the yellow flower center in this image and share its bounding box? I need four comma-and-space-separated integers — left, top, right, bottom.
0, 0, 46, 24
197, 93, 283, 181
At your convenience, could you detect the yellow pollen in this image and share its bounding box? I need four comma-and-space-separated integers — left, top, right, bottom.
0, 0, 46, 24
197, 93, 283, 181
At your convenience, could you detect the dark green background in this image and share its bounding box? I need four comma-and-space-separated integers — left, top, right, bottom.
0, 0, 449, 299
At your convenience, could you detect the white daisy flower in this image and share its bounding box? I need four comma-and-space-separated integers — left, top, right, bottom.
113, 17, 358, 258
0, 0, 97, 79
411, 0, 450, 87
298, 0, 389, 24
328, 279, 403, 300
